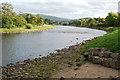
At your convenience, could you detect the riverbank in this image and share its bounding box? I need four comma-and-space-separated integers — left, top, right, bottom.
2, 26, 119, 79
2, 39, 90, 79
2, 37, 119, 79
0, 25, 56, 34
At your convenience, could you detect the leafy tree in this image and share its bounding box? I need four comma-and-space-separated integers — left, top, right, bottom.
14, 15, 27, 27
1, 3, 16, 29
25, 13, 37, 24
36, 14, 44, 25
1, 3, 13, 15
106, 12, 118, 26
117, 13, 120, 26
44, 19, 58, 25
2, 14, 14, 29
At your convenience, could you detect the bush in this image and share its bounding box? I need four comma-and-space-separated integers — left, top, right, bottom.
105, 27, 117, 31
26, 24, 32, 29
76, 62, 83, 66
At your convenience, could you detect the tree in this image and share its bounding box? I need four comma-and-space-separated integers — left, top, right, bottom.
2, 14, 14, 29
36, 14, 44, 25
106, 12, 118, 26
117, 13, 120, 26
25, 13, 37, 24
1, 3, 14, 15
1, 3, 28, 29
14, 15, 27, 27
69, 20, 81, 27
1, 3, 16, 29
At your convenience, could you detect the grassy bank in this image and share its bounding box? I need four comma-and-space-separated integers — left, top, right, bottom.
84, 29, 120, 53
0, 25, 55, 33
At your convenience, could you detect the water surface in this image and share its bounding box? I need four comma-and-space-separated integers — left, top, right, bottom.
2, 25, 106, 66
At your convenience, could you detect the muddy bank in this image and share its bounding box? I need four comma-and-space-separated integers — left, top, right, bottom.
0, 27, 55, 34
2, 38, 91, 79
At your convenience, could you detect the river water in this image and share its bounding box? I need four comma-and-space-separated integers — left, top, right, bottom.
2, 25, 106, 66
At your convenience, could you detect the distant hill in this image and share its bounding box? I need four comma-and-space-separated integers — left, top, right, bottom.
40, 14, 72, 22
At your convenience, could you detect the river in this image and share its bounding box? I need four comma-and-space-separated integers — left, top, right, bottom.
2, 25, 106, 66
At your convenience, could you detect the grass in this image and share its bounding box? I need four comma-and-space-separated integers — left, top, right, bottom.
85, 29, 120, 53
0, 25, 55, 33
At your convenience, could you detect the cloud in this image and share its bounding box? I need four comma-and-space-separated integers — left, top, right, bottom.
1, 0, 119, 19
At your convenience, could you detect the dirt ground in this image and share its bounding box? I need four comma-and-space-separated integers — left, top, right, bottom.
52, 63, 119, 78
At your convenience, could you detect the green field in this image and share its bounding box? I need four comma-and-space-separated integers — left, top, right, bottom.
85, 29, 120, 53
0, 25, 55, 33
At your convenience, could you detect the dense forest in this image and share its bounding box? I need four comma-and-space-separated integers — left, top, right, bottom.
1, 3, 120, 29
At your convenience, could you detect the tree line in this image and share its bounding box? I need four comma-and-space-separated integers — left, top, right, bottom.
1, 3, 50, 29
68, 12, 120, 27
1, 3, 120, 29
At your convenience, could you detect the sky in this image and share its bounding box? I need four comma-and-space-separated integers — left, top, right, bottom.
1, 0, 120, 19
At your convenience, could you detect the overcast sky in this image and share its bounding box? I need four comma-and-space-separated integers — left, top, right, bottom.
1, 0, 120, 19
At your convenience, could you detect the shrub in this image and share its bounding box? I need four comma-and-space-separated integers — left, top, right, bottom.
76, 62, 83, 66
105, 27, 117, 32
26, 24, 32, 29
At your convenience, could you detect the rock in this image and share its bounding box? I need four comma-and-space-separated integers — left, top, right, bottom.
89, 48, 101, 56
76, 37, 79, 40
98, 51, 104, 57
109, 59, 117, 69
83, 52, 90, 60
60, 77, 65, 80
103, 58, 111, 67
74, 68, 79, 70
80, 55, 86, 61
39, 54, 42, 56
98, 58, 104, 65
92, 56, 99, 64
25, 73, 29, 75
88, 55, 93, 61
110, 53, 119, 59
102, 51, 111, 58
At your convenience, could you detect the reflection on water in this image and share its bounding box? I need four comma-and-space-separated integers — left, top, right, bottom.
2, 25, 106, 66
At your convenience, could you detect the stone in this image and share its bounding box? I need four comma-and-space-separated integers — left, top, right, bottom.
80, 55, 86, 61
100, 57, 106, 66
89, 48, 101, 56
98, 58, 104, 65
74, 68, 79, 70
104, 58, 111, 67
83, 52, 90, 60
102, 51, 111, 58
98, 51, 104, 57
92, 56, 99, 64
110, 53, 119, 59
109, 59, 117, 69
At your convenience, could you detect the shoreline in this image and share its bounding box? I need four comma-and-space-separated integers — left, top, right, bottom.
2, 39, 92, 79
0, 25, 56, 34
2, 26, 113, 79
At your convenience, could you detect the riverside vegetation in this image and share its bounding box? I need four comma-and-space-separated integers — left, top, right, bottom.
1, 3, 55, 33
1, 2, 120, 79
